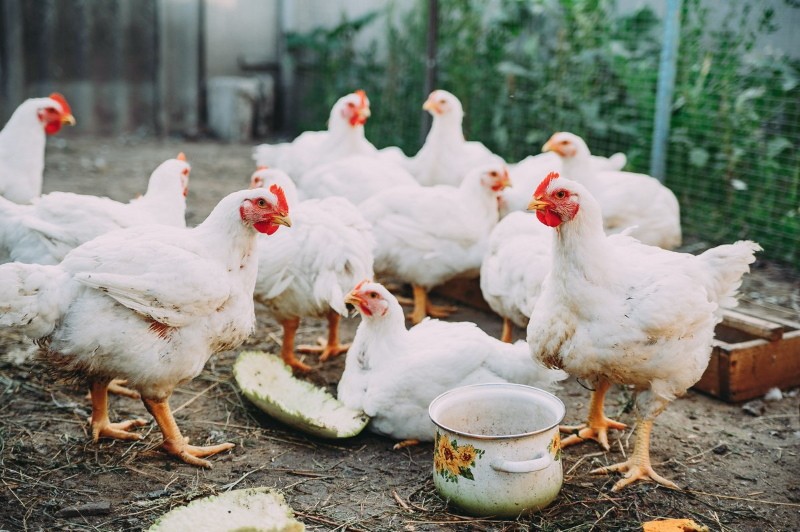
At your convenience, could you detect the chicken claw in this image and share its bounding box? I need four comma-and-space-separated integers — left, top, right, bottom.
560, 416, 627, 450
590, 418, 679, 491
143, 397, 234, 468
392, 439, 420, 450
297, 310, 350, 361
88, 381, 147, 442
561, 379, 626, 450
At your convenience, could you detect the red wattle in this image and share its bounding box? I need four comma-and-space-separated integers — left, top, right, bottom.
45, 121, 62, 135
254, 221, 279, 235
536, 209, 562, 227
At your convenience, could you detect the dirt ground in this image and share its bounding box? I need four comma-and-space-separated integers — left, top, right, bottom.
1, 137, 798, 531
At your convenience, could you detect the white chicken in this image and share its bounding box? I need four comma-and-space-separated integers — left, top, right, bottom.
0, 186, 291, 467
339, 281, 566, 447
0, 154, 191, 265
296, 154, 419, 205
480, 210, 552, 342
405, 90, 505, 187
525, 171, 760, 490
0, 93, 76, 203
361, 163, 511, 324
543, 132, 681, 249
253, 90, 375, 177
249, 168, 374, 372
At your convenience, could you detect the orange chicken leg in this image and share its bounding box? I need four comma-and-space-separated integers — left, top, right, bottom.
560, 380, 627, 450
88, 381, 147, 442
297, 310, 350, 361
280, 317, 312, 372
408, 284, 458, 324
590, 418, 679, 491
143, 397, 234, 468
500, 317, 513, 343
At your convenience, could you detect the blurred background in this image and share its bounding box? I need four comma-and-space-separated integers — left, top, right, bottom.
1, 0, 798, 265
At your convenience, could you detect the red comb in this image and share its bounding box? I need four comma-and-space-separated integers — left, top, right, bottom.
49, 93, 71, 115
355, 89, 367, 108
353, 279, 371, 291
534, 171, 560, 197
269, 184, 289, 213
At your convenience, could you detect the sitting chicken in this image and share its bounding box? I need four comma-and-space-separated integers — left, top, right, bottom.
480, 210, 552, 342
249, 168, 374, 372
0, 154, 190, 265
543, 132, 681, 249
361, 163, 510, 324
0, 186, 291, 467
253, 90, 375, 177
339, 281, 566, 447
0, 93, 76, 203
405, 90, 504, 187
526, 171, 760, 490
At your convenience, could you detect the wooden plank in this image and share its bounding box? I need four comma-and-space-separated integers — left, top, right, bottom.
721, 309, 784, 342
724, 330, 800, 402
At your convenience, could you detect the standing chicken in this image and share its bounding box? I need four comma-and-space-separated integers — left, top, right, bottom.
253, 90, 375, 177
480, 210, 552, 342
405, 90, 504, 187
339, 281, 566, 447
361, 163, 510, 324
0, 187, 291, 467
526, 171, 760, 490
543, 132, 681, 249
249, 168, 374, 372
0, 154, 191, 265
0, 93, 76, 203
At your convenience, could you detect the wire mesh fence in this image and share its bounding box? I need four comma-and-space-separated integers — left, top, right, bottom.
287, 0, 800, 265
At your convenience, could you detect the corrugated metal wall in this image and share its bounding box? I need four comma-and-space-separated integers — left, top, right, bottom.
0, 0, 200, 137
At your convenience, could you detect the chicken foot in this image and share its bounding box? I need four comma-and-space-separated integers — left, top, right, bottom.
590, 418, 679, 491
560, 380, 627, 450
392, 439, 420, 450
297, 310, 350, 361
408, 284, 458, 324
143, 397, 234, 468
280, 317, 312, 372
88, 381, 147, 442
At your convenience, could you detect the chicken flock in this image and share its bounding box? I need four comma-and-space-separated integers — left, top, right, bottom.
0, 90, 760, 493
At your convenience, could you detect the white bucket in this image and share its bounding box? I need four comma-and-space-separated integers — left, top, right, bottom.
428, 383, 566, 517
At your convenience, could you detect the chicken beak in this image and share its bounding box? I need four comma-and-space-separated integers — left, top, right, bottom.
542, 139, 554, 153
62, 113, 76, 126
272, 214, 292, 228
527, 198, 550, 212
422, 99, 439, 114
344, 291, 362, 307
500, 171, 512, 189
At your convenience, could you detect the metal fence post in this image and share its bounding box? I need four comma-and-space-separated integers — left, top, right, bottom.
650, 0, 682, 182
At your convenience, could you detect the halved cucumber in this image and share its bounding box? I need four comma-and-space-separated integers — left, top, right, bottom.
234, 351, 369, 439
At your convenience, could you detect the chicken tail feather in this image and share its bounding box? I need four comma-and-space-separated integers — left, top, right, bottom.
699, 240, 762, 312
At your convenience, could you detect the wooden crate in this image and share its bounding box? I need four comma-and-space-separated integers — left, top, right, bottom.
435, 278, 800, 403
693, 310, 800, 403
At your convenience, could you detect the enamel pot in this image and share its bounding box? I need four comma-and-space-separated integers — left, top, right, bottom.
428, 383, 566, 517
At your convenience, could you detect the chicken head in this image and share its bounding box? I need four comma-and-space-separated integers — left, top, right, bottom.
541, 131, 591, 159
337, 89, 371, 127
240, 185, 292, 235
422, 89, 463, 118
345, 280, 393, 318
38, 93, 76, 135
527, 171, 581, 227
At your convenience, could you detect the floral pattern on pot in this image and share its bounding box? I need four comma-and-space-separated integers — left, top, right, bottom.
434, 431, 485, 483
547, 432, 562, 461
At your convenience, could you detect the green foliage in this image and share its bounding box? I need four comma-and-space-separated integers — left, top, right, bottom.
286, 0, 800, 264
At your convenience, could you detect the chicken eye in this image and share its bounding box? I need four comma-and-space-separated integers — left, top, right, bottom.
368, 292, 378, 299
555, 190, 566, 199
489, 171, 498, 177
347, 102, 355, 108
257, 198, 267, 208
439, 99, 446, 104
560, 140, 569, 145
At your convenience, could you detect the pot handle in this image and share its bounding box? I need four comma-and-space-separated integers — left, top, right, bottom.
490, 452, 552, 473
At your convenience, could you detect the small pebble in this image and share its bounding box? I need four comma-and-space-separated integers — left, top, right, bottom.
763, 387, 783, 402
741, 399, 765, 417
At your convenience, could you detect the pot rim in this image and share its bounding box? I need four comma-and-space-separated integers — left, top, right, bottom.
428, 383, 566, 440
